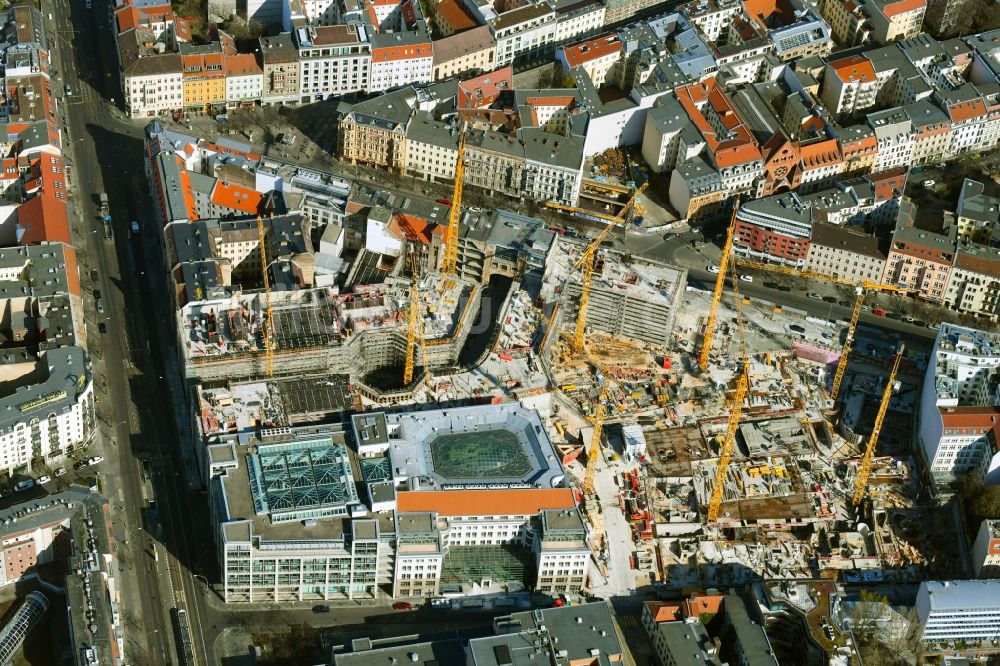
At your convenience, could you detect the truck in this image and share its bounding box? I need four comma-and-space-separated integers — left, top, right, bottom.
98, 193, 113, 239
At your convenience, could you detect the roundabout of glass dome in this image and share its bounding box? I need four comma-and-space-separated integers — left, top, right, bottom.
429, 429, 533, 480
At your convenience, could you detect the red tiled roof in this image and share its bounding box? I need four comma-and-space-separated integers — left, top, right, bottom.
457, 66, 513, 109
830, 54, 876, 83
211, 181, 262, 215
389, 213, 437, 245
681, 595, 725, 619
560, 34, 621, 68
881, 0, 925, 18
435, 0, 477, 31
371, 42, 433, 63
940, 406, 1000, 431
947, 97, 987, 123
17, 193, 68, 245
644, 602, 681, 623
63, 245, 81, 297
676, 78, 762, 168
801, 139, 841, 168
396, 489, 576, 516
224, 53, 261, 77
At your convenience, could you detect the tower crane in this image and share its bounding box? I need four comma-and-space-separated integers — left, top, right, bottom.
441, 131, 467, 276
544, 182, 647, 356
257, 215, 275, 378
703, 251, 906, 398
852, 344, 904, 506
581, 382, 608, 496
698, 203, 739, 373
706, 263, 749, 524
403, 246, 421, 387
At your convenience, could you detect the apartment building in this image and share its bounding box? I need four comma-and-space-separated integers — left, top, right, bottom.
463, 130, 526, 199
916, 581, 1000, 646
642, 94, 702, 174
733, 191, 813, 265
943, 94, 989, 159
431, 25, 496, 80
492, 4, 557, 67
823, 54, 881, 118
946, 246, 1000, 321
869, 107, 914, 172
296, 25, 371, 102
865, 0, 925, 44
337, 92, 411, 172
882, 215, 955, 302
680, 0, 743, 42
973, 520, 1000, 579
259, 33, 300, 105
955, 178, 1000, 245
224, 53, 263, 107
805, 221, 887, 283
180, 43, 226, 112
369, 33, 433, 93
553, 0, 606, 43
521, 129, 584, 205
0, 347, 94, 474
556, 33, 622, 87
838, 124, 878, 176
405, 111, 460, 183
118, 30, 183, 118
906, 99, 951, 165
918, 324, 1000, 484
798, 139, 842, 192
821, 0, 871, 47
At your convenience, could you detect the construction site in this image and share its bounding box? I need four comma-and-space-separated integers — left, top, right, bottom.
530, 196, 945, 601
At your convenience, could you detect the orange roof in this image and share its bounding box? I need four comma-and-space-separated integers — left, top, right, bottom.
176, 159, 198, 221
372, 42, 433, 62
881, 0, 925, 17
644, 602, 681, 623
830, 54, 875, 83
63, 245, 81, 297
390, 213, 437, 245
676, 79, 761, 167
224, 53, 261, 77
17, 192, 69, 245
211, 181, 262, 215
800, 139, 841, 168
681, 594, 725, 619
458, 66, 513, 109
947, 97, 987, 123
940, 406, 1000, 430
396, 489, 576, 516
435, 0, 477, 32
561, 34, 622, 68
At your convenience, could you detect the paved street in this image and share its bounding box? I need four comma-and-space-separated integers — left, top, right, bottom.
45, 0, 210, 663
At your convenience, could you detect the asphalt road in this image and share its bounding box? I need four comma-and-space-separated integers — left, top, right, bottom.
48, 0, 210, 663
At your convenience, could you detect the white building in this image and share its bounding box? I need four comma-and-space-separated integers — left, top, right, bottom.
296, 24, 371, 102
0, 348, 95, 474
405, 112, 461, 184
915, 580, 1000, 645
869, 107, 914, 172
641, 94, 702, 174
369, 33, 433, 94
492, 4, 557, 67
553, 0, 606, 43
225, 54, 264, 107
521, 129, 584, 206
919, 323, 1000, 485
972, 519, 1000, 579
118, 30, 184, 118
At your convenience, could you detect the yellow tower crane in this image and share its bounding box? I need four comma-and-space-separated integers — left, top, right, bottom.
706, 266, 749, 524
852, 344, 905, 506
732, 257, 906, 400
581, 382, 608, 496
441, 131, 467, 276
698, 203, 739, 373
544, 182, 647, 356
403, 247, 421, 387
257, 215, 275, 378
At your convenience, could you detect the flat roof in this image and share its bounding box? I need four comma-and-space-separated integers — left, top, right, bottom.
397, 488, 575, 516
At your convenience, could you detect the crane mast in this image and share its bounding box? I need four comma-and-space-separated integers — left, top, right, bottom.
403, 249, 420, 386
441, 131, 467, 276
707, 365, 749, 523
830, 288, 865, 401
257, 215, 275, 378
581, 384, 607, 496
852, 345, 904, 506
699, 205, 738, 373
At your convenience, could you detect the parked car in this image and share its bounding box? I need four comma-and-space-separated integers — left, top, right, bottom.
822, 296, 837, 303
707, 264, 720, 274
14, 479, 34, 492
96, 299, 105, 314
872, 308, 886, 317
64, 83, 72, 95
392, 602, 414, 611
37, 475, 52, 485
739, 274, 753, 283
312, 605, 330, 614
86, 456, 104, 466
131, 220, 140, 233
55, 468, 67, 477
789, 324, 806, 333
807, 292, 822, 300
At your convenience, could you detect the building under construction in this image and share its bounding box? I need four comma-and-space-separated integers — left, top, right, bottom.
541, 239, 687, 349
178, 272, 480, 393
